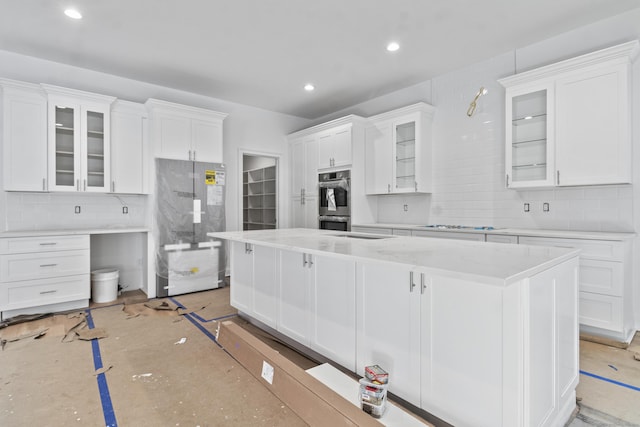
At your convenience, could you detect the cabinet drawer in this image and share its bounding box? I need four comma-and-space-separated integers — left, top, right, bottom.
0, 235, 89, 254
0, 250, 89, 282
579, 292, 623, 332
0, 274, 89, 311
392, 229, 412, 236
580, 259, 623, 297
518, 236, 623, 261
412, 230, 486, 241
486, 234, 518, 244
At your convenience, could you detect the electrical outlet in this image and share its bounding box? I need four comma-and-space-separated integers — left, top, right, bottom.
74, 206, 81, 214
524, 203, 530, 212
123, 206, 128, 214
403, 204, 408, 212
543, 202, 550, 212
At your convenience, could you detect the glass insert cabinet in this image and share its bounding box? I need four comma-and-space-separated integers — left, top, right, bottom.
505, 83, 555, 188
44, 87, 115, 192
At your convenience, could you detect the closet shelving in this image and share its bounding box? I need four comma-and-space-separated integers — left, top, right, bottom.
243, 165, 276, 230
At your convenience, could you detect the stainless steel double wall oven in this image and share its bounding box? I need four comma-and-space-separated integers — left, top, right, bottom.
318, 170, 350, 231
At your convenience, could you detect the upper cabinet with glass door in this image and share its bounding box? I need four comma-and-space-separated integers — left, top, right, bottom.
505, 83, 555, 188
43, 85, 115, 192
365, 102, 434, 195
500, 41, 638, 189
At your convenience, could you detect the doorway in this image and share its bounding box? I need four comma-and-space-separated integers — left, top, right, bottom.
242, 154, 278, 230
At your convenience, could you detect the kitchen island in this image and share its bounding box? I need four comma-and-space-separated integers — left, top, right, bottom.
209, 228, 580, 427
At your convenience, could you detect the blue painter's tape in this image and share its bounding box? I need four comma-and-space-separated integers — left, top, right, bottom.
169, 297, 237, 323
580, 369, 640, 392
181, 312, 223, 348
85, 309, 118, 426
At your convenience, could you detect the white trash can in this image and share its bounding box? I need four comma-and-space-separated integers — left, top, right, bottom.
91, 268, 119, 303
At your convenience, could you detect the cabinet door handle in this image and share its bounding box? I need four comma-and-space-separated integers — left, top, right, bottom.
415, 181, 418, 192
303, 253, 308, 267
307, 254, 313, 268
83, 179, 87, 191
42, 178, 46, 191
193, 150, 197, 161
387, 183, 391, 193
40, 290, 57, 295
188, 150, 192, 160
420, 273, 426, 294
111, 181, 115, 192
76, 179, 80, 191
505, 174, 510, 188
409, 271, 416, 292
40, 264, 57, 268
39, 242, 57, 246
244, 243, 252, 254
556, 170, 560, 185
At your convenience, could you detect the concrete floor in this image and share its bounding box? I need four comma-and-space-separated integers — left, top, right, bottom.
1, 287, 639, 426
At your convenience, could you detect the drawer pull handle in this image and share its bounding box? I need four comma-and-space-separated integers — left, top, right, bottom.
40, 264, 57, 268
40, 290, 57, 295
39, 242, 57, 246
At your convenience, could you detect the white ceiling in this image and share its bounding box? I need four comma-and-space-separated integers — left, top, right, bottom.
2, 0, 640, 119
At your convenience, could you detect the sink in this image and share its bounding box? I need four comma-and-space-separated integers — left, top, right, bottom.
333, 234, 392, 240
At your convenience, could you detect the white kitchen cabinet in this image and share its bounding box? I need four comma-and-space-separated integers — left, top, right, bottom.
518, 235, 634, 342
365, 102, 434, 194
317, 124, 352, 170
486, 234, 518, 244
0, 79, 48, 192
145, 98, 227, 163
278, 249, 356, 370
229, 241, 277, 328
412, 229, 485, 241
499, 40, 637, 188
110, 100, 149, 194
0, 234, 90, 320
42, 85, 115, 193
290, 134, 318, 228
356, 262, 423, 406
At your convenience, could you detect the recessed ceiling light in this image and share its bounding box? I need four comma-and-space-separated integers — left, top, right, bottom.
304, 84, 315, 92
64, 9, 82, 19
386, 42, 400, 52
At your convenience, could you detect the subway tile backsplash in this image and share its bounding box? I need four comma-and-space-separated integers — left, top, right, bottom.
5, 192, 148, 231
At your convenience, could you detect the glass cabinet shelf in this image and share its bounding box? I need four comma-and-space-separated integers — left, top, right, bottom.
513, 138, 546, 146
512, 163, 547, 169
512, 113, 547, 126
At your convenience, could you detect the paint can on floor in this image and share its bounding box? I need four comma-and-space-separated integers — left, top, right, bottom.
91, 268, 119, 303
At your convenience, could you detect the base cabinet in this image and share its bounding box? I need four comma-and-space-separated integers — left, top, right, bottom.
229, 241, 277, 328
0, 235, 90, 320
519, 236, 633, 342
278, 249, 356, 370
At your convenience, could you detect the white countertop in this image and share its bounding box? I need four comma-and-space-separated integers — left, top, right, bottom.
0, 227, 150, 238
353, 223, 635, 241
209, 228, 579, 287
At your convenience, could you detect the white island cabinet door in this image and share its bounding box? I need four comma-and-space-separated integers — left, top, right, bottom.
356, 262, 421, 406
278, 249, 310, 345
309, 255, 356, 371
230, 241, 254, 315
252, 244, 278, 328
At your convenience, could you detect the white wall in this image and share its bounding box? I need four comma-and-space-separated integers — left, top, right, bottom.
0, 49, 310, 233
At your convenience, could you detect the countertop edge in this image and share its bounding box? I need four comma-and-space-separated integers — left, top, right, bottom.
352, 223, 636, 241
0, 227, 150, 237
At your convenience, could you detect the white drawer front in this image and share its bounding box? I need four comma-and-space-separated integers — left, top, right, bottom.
351, 226, 392, 235
392, 229, 412, 236
0, 235, 89, 254
579, 292, 623, 332
486, 234, 518, 244
580, 259, 623, 297
0, 250, 89, 282
0, 274, 89, 311
412, 230, 486, 241
518, 236, 623, 261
